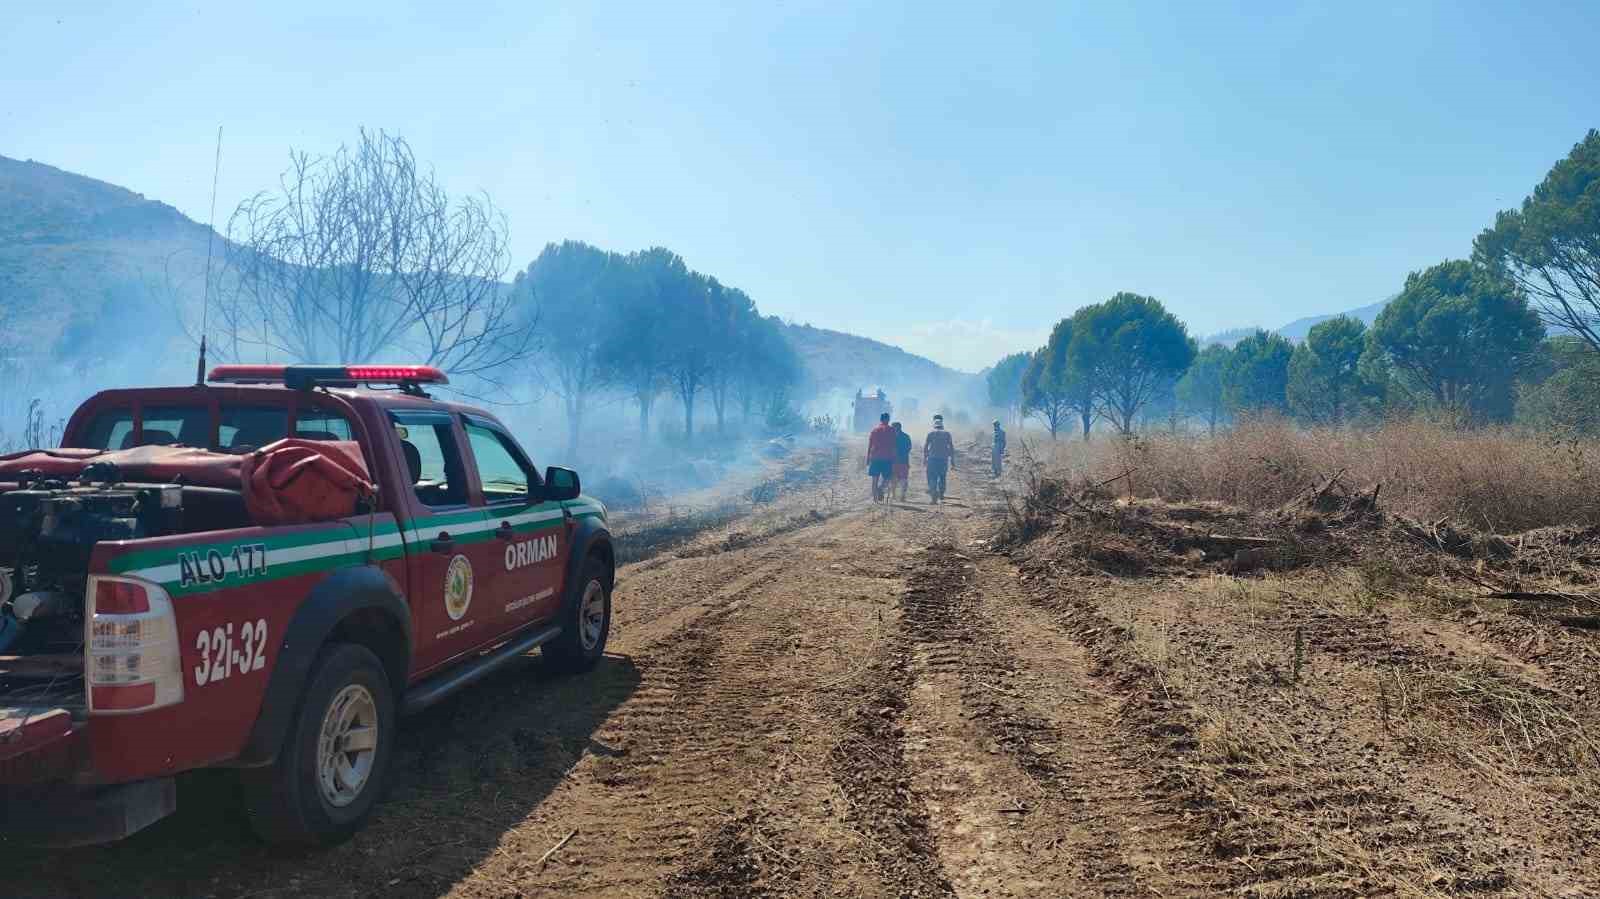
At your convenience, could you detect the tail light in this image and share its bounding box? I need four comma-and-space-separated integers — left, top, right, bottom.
85, 576, 184, 715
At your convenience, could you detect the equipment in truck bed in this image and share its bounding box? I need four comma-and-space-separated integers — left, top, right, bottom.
0, 439, 373, 527
0, 439, 375, 655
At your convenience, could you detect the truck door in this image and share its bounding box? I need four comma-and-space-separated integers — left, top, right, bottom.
389, 411, 501, 674
462, 418, 566, 630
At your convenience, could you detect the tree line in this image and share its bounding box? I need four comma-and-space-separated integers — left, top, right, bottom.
511, 241, 801, 452
209, 130, 801, 451
989, 130, 1600, 437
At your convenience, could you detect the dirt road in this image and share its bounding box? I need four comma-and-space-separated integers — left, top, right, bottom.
14, 441, 1598, 897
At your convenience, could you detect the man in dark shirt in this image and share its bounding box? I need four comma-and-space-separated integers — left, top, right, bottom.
891, 421, 913, 501
991, 420, 1007, 478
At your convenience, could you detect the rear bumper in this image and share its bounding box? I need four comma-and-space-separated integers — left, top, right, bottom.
0, 777, 176, 846
2, 707, 176, 846
0, 707, 83, 785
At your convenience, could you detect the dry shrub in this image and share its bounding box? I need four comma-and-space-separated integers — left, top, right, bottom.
1033, 418, 1600, 532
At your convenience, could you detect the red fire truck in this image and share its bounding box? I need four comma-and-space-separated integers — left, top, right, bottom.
0, 365, 614, 846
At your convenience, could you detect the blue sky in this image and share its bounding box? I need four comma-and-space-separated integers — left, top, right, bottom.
4, 1, 1597, 371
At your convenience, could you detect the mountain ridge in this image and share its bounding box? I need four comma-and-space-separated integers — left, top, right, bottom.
0, 154, 977, 401
1201, 299, 1393, 347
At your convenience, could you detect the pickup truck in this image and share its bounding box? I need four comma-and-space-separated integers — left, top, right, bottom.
0, 364, 614, 846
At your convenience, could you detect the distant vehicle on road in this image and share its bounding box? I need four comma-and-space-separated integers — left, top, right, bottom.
852, 388, 892, 433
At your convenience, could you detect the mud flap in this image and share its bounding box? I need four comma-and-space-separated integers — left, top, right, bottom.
0, 777, 176, 847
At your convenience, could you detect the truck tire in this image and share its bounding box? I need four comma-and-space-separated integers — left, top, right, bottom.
542, 555, 612, 674
241, 643, 396, 845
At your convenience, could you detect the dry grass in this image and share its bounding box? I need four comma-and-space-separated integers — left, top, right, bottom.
1386, 662, 1600, 770
1193, 703, 1303, 766
1029, 418, 1600, 533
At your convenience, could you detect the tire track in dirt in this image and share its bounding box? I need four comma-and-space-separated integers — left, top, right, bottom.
666, 508, 952, 899
1011, 570, 1515, 897
462, 504, 928, 898
969, 468, 1531, 896
972, 458, 1532, 896
824, 554, 957, 899
654, 499, 998, 899
1242, 594, 1600, 893
614, 550, 794, 646
523, 566, 811, 897
1145, 571, 1596, 893
897, 514, 1220, 897
899, 541, 1073, 897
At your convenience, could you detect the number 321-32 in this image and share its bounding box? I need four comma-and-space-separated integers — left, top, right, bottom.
194, 619, 268, 686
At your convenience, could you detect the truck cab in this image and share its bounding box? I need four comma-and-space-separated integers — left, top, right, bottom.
0, 364, 614, 846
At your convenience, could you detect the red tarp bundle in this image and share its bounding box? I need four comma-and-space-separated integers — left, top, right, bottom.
0, 445, 246, 490
239, 439, 373, 526
0, 440, 374, 526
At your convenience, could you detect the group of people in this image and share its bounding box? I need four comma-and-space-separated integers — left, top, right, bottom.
865, 413, 1006, 504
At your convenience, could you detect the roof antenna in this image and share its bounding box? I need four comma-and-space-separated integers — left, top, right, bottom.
197, 125, 223, 385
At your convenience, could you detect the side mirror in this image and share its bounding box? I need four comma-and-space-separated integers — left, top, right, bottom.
544, 466, 581, 502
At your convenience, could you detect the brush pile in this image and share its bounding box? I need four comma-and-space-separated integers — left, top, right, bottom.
998, 467, 1600, 602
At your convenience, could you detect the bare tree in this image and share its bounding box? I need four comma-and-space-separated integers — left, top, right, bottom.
218, 130, 531, 381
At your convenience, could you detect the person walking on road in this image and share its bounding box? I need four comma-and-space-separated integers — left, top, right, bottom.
892, 421, 913, 501
866, 412, 896, 502
923, 414, 956, 503
991, 419, 1007, 478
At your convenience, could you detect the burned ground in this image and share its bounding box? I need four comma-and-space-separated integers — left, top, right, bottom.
10, 439, 1600, 897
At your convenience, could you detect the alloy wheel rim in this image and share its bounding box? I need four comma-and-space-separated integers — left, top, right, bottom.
579, 579, 607, 650
317, 683, 379, 808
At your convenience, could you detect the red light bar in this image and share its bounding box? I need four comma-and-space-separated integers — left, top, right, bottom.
208, 364, 449, 387
343, 365, 448, 384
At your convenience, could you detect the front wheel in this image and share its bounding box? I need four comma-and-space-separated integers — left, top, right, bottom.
543, 556, 612, 673
240, 643, 396, 845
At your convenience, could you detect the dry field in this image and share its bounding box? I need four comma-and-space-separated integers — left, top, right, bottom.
10, 426, 1600, 897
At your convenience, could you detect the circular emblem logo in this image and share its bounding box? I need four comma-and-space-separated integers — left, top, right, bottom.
444, 554, 474, 621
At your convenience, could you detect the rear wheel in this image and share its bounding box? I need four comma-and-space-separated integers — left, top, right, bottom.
241, 643, 395, 845
543, 556, 612, 673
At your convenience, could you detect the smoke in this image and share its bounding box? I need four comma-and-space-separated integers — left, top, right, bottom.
0, 332, 196, 453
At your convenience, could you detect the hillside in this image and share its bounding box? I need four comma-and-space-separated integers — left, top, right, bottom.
1276, 298, 1390, 341
779, 321, 982, 403
0, 154, 207, 362
1200, 299, 1393, 347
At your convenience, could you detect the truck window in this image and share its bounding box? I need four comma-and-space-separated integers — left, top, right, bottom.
219, 407, 288, 452
81, 408, 134, 449
139, 406, 210, 448
295, 410, 353, 441
464, 422, 533, 504
390, 414, 467, 508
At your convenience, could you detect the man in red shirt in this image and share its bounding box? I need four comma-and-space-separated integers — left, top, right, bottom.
865, 412, 896, 502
